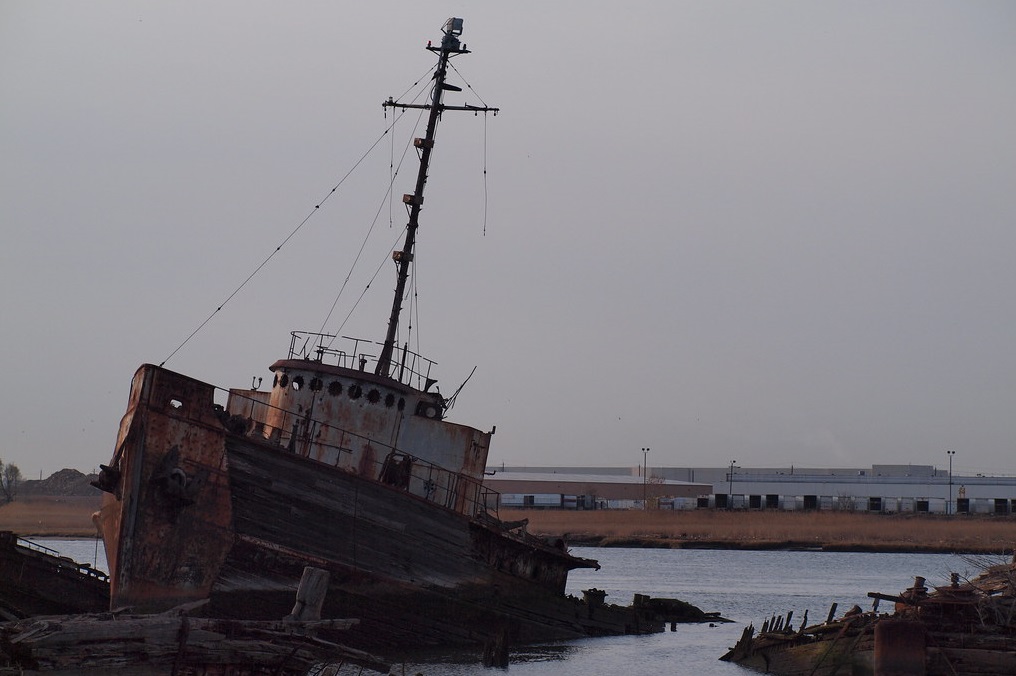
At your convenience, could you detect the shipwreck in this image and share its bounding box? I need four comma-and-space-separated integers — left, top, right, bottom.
0, 532, 108, 620
721, 555, 1016, 675
82, 17, 717, 658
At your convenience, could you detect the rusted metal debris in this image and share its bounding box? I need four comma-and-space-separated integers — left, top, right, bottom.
721, 557, 1016, 675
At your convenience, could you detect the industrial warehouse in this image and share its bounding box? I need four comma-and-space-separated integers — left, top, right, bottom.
486, 464, 1016, 515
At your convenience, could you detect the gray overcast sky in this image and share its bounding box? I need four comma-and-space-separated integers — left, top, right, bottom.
2, 2, 1015, 479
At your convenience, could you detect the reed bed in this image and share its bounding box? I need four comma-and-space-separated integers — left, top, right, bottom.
5, 496, 1015, 552
502, 508, 1016, 553
0, 496, 102, 537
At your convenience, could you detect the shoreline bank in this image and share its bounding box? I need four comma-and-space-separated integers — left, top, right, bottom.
4, 498, 1016, 555
501, 508, 1016, 556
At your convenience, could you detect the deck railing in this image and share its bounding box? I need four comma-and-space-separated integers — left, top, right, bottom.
286, 331, 437, 392
6, 533, 109, 581
221, 388, 498, 519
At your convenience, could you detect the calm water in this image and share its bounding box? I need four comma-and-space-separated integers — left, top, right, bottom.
38, 539, 986, 675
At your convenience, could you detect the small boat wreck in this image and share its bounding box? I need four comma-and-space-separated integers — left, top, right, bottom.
84, 16, 720, 659
721, 556, 1016, 675
0, 532, 108, 620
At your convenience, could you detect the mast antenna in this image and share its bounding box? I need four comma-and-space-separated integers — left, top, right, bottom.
375, 18, 499, 378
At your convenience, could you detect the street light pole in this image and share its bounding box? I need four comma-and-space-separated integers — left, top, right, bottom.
728, 460, 737, 510
642, 447, 650, 510
947, 450, 956, 515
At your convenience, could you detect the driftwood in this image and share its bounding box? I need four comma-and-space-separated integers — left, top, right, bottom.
0, 602, 389, 676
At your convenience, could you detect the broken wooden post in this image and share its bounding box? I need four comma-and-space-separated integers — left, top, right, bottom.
874, 619, 926, 676
286, 566, 330, 621
481, 624, 512, 668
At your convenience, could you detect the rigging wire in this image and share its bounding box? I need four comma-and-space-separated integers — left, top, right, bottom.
160, 128, 394, 367
446, 60, 492, 108
317, 104, 428, 337
324, 225, 408, 347
159, 67, 437, 368
447, 59, 494, 236
483, 111, 489, 236
317, 70, 437, 338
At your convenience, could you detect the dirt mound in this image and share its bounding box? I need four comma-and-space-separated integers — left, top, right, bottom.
19, 469, 101, 497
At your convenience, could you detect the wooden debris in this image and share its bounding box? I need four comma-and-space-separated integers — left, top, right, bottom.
0, 604, 389, 675
721, 557, 1016, 675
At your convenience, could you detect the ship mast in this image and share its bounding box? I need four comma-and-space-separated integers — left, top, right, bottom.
375, 17, 498, 380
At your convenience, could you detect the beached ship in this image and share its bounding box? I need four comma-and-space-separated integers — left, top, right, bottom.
721, 557, 1016, 675
90, 18, 709, 654
0, 532, 108, 620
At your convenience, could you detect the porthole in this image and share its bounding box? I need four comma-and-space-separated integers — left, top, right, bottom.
279, 374, 290, 388
310, 378, 323, 392
397, 397, 406, 411
348, 384, 362, 400
273, 374, 279, 388
328, 381, 342, 396
367, 389, 381, 404
292, 376, 304, 391
384, 393, 395, 408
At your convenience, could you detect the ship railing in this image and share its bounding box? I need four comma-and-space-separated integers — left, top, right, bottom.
378, 450, 500, 519
10, 534, 61, 558
287, 331, 437, 391
220, 389, 499, 519
11, 534, 109, 581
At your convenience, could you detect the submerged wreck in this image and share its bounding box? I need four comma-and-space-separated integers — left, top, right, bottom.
80, 16, 717, 659
721, 556, 1016, 675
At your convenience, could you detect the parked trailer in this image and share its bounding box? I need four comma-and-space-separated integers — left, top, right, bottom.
499, 493, 563, 509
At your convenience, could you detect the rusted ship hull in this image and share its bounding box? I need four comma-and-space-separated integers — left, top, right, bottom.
94, 364, 689, 651
0, 532, 109, 620
210, 436, 634, 647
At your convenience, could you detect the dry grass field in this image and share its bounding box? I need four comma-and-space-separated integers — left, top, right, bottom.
0, 496, 102, 537
502, 508, 1016, 554
5, 496, 1015, 553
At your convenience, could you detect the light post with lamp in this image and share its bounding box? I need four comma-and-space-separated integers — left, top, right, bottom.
642, 447, 650, 510
947, 450, 956, 515
728, 460, 737, 510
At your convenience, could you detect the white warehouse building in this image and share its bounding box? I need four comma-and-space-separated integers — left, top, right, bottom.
492, 464, 1016, 514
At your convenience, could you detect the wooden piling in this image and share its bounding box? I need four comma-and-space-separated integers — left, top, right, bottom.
287, 566, 331, 622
